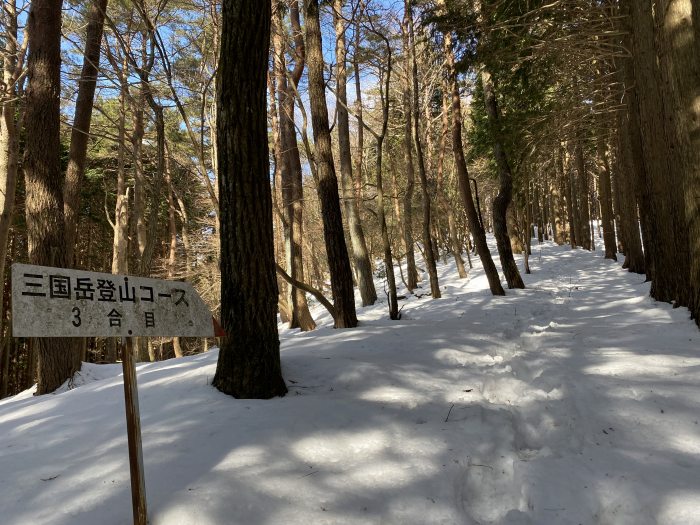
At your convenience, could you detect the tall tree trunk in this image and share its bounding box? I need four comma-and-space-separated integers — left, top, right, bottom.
482, 70, 524, 289
273, 2, 316, 331
353, 14, 365, 205
614, 109, 645, 274
304, 0, 357, 328
64, 0, 108, 267
110, 49, 130, 277
333, 0, 377, 306
629, 0, 688, 305
213, 0, 286, 399
164, 151, 183, 358
438, 83, 467, 278
620, 24, 654, 280
574, 138, 591, 250
562, 144, 577, 248
657, 0, 700, 324
444, 33, 504, 296
596, 137, 617, 260
0, 0, 20, 379
24, 0, 81, 395
551, 157, 565, 245
406, 1, 440, 298
131, 37, 148, 271
374, 51, 399, 320
400, 18, 419, 292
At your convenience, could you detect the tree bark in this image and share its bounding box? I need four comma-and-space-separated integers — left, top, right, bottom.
304, 0, 357, 328
596, 137, 617, 260
406, 1, 440, 298
614, 108, 645, 274
629, 0, 688, 305
574, 137, 592, 250
482, 69, 524, 289
64, 0, 108, 267
438, 83, 467, 278
657, 0, 700, 324
0, 0, 20, 377
333, 0, 377, 307
444, 33, 504, 296
400, 17, 419, 292
272, 2, 316, 331
24, 0, 81, 395
213, 0, 286, 398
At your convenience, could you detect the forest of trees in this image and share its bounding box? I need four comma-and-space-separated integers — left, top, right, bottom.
0, 0, 697, 399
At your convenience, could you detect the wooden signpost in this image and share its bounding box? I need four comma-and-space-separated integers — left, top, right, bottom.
11, 263, 216, 525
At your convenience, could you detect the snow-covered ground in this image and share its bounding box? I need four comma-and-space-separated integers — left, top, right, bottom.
1, 238, 699, 525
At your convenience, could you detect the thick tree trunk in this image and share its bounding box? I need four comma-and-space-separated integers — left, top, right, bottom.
406, 2, 440, 298
24, 0, 81, 395
333, 0, 377, 307
213, 0, 286, 398
657, 0, 700, 324
482, 70, 524, 289
305, 0, 357, 328
64, 0, 108, 267
629, 0, 688, 305
444, 34, 504, 296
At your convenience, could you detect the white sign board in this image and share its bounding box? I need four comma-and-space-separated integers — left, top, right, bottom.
12, 263, 214, 338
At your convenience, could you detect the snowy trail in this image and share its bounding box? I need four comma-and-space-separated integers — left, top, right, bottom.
0, 240, 698, 524
458, 245, 700, 524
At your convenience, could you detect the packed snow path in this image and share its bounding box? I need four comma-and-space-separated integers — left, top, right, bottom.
0, 241, 698, 524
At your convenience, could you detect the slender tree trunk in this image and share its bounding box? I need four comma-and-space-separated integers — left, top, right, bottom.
164, 152, 183, 358
596, 137, 617, 260
444, 34, 504, 296
333, 0, 377, 306
272, 3, 316, 331
551, 159, 565, 245
353, 14, 365, 205
405, 2, 440, 298
131, 38, 148, 270
305, 0, 357, 328
213, 0, 286, 398
24, 0, 82, 395
64, 0, 108, 267
438, 84, 467, 278
375, 58, 399, 320
0, 0, 20, 376
482, 70, 524, 289
574, 138, 592, 250
562, 145, 576, 248
400, 19, 419, 292
614, 109, 645, 274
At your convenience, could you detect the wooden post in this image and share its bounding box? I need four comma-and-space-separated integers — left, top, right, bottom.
122, 338, 148, 525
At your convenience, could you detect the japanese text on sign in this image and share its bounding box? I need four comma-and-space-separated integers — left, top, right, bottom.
12, 264, 214, 338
